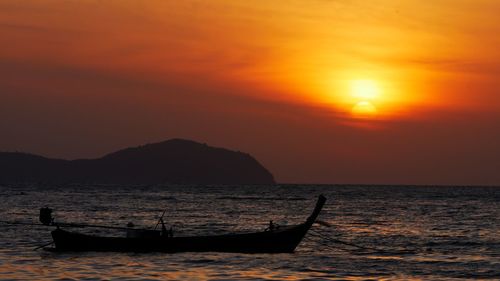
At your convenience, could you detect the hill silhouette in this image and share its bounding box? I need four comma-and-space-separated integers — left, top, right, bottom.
0, 139, 275, 184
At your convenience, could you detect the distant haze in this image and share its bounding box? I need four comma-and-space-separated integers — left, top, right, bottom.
1, 1, 500, 185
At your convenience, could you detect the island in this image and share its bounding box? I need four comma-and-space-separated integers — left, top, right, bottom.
0, 139, 275, 184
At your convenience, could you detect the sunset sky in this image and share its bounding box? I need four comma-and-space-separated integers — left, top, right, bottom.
1, 0, 499, 185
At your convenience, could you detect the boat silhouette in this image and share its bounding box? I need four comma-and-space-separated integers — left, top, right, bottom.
45, 195, 326, 253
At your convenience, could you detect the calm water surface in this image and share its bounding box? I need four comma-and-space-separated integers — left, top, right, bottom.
0, 185, 499, 280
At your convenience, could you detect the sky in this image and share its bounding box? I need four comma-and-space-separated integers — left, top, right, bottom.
1, 0, 500, 185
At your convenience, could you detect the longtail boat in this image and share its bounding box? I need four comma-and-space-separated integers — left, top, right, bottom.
45, 195, 326, 253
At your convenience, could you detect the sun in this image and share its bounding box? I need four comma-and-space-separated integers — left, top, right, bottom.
351, 79, 380, 100
349, 79, 380, 118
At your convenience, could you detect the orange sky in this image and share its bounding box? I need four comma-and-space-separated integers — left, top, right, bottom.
1, 0, 500, 185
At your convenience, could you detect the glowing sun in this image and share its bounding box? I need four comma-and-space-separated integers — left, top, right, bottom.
351, 79, 379, 100
349, 79, 380, 118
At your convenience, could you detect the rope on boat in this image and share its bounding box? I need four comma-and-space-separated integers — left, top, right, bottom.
303, 235, 352, 252
308, 229, 416, 255
0, 219, 148, 231
34, 241, 54, 251
310, 229, 381, 251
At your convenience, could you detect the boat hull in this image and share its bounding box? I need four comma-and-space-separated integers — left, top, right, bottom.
51, 224, 308, 253
50, 195, 326, 253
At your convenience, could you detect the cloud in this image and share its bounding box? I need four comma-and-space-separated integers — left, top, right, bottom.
0, 22, 50, 32
405, 58, 500, 75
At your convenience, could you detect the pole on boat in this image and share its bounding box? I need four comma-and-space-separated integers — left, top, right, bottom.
154, 208, 168, 230
1, 208, 149, 231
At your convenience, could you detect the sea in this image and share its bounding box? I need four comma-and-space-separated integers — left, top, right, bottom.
0, 184, 499, 280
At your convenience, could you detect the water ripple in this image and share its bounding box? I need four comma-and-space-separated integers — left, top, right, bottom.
0, 185, 499, 280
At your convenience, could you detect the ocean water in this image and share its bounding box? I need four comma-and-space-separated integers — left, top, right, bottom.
0, 184, 499, 280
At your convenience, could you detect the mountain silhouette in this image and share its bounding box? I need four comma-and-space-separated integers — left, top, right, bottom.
0, 139, 275, 184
